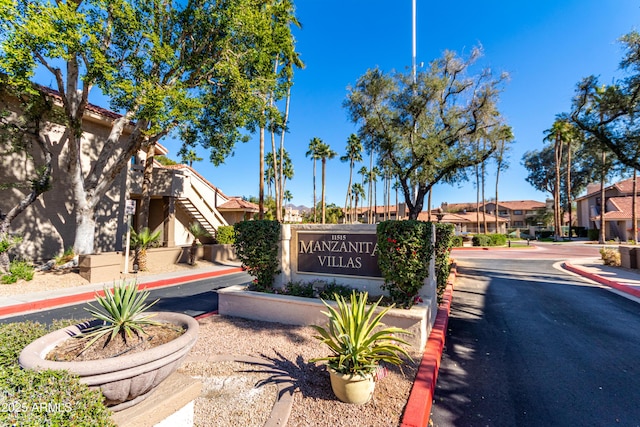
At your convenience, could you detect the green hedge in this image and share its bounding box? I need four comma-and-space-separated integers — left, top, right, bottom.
434, 223, 455, 303
215, 225, 235, 244
0, 321, 115, 426
233, 220, 281, 291
451, 235, 463, 247
377, 220, 433, 308
472, 234, 491, 246
489, 233, 507, 246
472, 233, 507, 247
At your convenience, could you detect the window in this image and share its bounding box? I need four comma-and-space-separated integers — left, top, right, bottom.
514, 221, 524, 227
513, 210, 523, 215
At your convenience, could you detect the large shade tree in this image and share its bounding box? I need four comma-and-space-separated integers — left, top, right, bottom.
572, 31, 640, 171
0, 81, 55, 270
0, 0, 295, 255
344, 47, 508, 219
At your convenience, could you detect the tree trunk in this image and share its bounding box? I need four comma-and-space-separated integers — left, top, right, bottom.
475, 162, 480, 233
566, 141, 572, 240
554, 133, 563, 241
631, 169, 638, 245
312, 158, 317, 223
633, 169, 638, 244
139, 142, 155, 231
427, 190, 432, 222
344, 161, 353, 224
481, 140, 487, 233
321, 158, 327, 224
368, 151, 373, 224
259, 126, 265, 220
599, 150, 606, 244
495, 160, 501, 233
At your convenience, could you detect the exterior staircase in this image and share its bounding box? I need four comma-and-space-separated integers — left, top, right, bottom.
176, 198, 219, 238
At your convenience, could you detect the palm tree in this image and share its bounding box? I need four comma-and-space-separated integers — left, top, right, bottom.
306, 137, 322, 222
544, 117, 576, 240
130, 227, 161, 271
340, 134, 363, 223
316, 142, 337, 224
187, 222, 210, 265
351, 183, 366, 223
371, 166, 381, 223
493, 126, 514, 233
182, 149, 203, 167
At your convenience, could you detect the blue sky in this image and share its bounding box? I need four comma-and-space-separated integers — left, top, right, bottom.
37, 1, 640, 210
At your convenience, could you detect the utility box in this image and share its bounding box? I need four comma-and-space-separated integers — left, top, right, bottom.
619, 246, 638, 269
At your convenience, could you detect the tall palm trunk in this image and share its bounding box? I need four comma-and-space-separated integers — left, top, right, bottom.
481, 139, 487, 233
599, 150, 606, 244
368, 150, 373, 224
554, 133, 563, 241
312, 158, 317, 222
344, 160, 354, 224
633, 169, 638, 244
566, 140, 572, 240
321, 158, 327, 224
259, 126, 265, 220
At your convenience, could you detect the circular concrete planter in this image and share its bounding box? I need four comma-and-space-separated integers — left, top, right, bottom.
19, 312, 199, 412
328, 368, 376, 405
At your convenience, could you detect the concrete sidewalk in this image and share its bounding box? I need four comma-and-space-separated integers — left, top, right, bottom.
0, 262, 243, 318
564, 257, 640, 299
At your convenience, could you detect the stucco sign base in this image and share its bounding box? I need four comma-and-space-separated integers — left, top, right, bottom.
217, 285, 435, 352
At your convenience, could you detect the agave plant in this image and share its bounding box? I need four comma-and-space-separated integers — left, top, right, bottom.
130, 227, 161, 271
81, 280, 160, 350
311, 291, 412, 376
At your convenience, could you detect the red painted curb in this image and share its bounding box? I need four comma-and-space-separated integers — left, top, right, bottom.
400, 267, 455, 427
0, 267, 243, 317
563, 262, 640, 299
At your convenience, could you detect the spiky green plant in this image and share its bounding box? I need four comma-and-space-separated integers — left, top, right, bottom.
311, 291, 412, 376
130, 227, 161, 271
81, 280, 160, 350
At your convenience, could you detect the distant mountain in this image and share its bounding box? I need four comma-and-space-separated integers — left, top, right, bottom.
285, 203, 310, 212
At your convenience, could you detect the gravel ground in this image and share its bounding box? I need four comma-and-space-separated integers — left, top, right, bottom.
2, 264, 421, 426
184, 315, 420, 427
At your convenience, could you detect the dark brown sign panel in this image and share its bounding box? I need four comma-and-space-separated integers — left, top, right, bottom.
297, 232, 382, 277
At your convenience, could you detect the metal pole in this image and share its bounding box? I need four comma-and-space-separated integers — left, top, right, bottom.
412, 0, 417, 84
123, 214, 132, 274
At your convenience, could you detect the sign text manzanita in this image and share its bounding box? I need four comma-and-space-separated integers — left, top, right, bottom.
297, 233, 382, 277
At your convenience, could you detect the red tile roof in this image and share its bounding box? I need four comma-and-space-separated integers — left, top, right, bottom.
590, 196, 640, 220
217, 198, 259, 212
443, 200, 545, 212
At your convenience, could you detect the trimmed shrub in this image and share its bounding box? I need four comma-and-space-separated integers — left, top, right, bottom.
472, 234, 491, 247
0, 321, 114, 426
0, 366, 115, 426
588, 228, 599, 241
489, 233, 507, 246
451, 235, 463, 247
600, 247, 621, 266
216, 225, 235, 244
377, 220, 433, 308
0, 321, 48, 367
233, 220, 281, 291
435, 223, 455, 303
1, 260, 35, 284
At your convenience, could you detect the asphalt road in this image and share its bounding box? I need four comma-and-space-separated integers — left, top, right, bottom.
430, 258, 640, 427
0, 271, 251, 325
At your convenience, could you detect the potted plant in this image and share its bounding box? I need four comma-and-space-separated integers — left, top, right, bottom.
311, 291, 412, 404
19, 280, 198, 411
